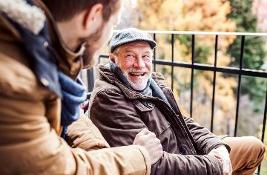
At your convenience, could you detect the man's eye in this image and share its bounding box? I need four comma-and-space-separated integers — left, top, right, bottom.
126, 54, 134, 58
143, 55, 151, 61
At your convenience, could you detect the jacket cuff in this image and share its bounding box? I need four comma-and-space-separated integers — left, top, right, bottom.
135, 145, 151, 175
209, 142, 231, 154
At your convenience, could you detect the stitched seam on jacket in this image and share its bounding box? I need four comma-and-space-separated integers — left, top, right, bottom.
153, 98, 197, 154
163, 88, 197, 154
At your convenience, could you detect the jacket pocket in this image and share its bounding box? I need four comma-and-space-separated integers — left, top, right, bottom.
134, 100, 171, 137
133, 100, 154, 112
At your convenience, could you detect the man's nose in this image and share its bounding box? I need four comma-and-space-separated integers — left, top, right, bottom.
134, 56, 145, 68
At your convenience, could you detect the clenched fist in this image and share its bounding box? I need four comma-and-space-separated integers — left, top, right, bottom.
133, 128, 163, 164
208, 146, 232, 175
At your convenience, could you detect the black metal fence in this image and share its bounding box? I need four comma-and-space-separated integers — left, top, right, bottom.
85, 31, 267, 174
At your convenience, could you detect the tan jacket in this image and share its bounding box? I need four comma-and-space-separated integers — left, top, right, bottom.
0, 1, 151, 175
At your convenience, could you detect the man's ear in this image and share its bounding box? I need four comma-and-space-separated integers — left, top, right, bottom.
109, 53, 116, 63
82, 3, 103, 35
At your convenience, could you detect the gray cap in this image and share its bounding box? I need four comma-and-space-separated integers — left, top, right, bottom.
109, 28, 157, 52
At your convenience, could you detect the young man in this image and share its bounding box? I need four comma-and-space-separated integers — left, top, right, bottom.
0, 1, 162, 174
89, 28, 266, 175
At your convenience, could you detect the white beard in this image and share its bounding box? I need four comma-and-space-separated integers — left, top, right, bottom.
123, 72, 151, 91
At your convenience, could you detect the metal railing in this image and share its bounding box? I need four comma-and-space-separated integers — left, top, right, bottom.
85, 31, 267, 174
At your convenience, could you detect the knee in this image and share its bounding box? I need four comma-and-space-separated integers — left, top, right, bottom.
245, 136, 265, 158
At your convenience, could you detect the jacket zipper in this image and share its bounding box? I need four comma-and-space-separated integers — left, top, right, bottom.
149, 97, 197, 154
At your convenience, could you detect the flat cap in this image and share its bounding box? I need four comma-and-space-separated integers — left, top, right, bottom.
109, 28, 157, 52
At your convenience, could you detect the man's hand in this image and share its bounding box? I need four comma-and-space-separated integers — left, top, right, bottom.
133, 128, 163, 164
208, 146, 232, 175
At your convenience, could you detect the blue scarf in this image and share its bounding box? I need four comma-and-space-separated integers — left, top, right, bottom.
59, 72, 86, 138
3, 0, 86, 138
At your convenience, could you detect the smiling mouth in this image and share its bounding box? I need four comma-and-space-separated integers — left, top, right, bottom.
129, 72, 146, 76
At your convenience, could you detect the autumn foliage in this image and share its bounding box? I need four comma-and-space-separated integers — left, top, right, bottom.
135, 0, 240, 134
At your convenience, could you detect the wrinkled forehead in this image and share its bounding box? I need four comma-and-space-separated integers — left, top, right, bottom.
116, 41, 153, 53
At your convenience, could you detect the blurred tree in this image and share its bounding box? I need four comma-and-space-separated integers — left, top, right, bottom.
118, 0, 267, 171
228, 0, 267, 112
253, 0, 267, 31
116, 0, 138, 29
136, 0, 237, 135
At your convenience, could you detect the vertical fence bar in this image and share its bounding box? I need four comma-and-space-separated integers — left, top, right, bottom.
234, 36, 245, 137
261, 89, 267, 142
258, 88, 267, 174
153, 33, 157, 72
190, 35, 195, 118
171, 34, 175, 91
86, 68, 95, 92
211, 35, 218, 132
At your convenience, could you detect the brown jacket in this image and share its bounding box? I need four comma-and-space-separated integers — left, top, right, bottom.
90, 65, 229, 175
0, 1, 150, 175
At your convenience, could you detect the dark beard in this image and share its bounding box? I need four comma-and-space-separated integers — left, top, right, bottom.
80, 23, 105, 69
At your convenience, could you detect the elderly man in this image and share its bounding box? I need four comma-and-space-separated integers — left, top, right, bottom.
89, 28, 265, 175
0, 1, 163, 174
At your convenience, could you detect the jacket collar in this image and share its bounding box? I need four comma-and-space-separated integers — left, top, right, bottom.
0, 0, 46, 35
35, 0, 84, 79
0, 0, 84, 79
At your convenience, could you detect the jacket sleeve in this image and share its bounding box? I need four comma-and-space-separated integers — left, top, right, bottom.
184, 117, 230, 154
0, 92, 151, 175
67, 114, 110, 151
90, 90, 224, 175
